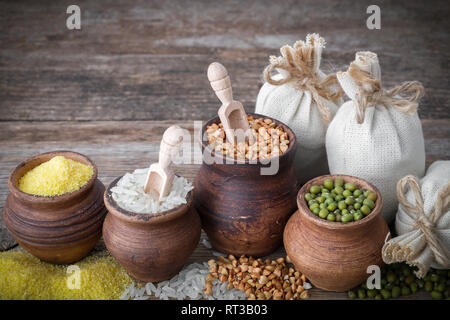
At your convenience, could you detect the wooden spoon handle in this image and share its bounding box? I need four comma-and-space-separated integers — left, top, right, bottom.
207, 62, 233, 106
159, 125, 183, 170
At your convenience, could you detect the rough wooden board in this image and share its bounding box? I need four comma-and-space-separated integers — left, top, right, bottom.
0, 119, 447, 300
0, 0, 449, 121
0, 217, 15, 251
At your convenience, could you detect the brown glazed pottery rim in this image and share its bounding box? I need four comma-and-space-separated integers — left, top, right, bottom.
104, 174, 193, 225
200, 112, 297, 166
8, 150, 98, 204
297, 174, 384, 230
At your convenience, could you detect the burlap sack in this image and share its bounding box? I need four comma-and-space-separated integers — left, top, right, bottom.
255, 34, 343, 184
326, 51, 426, 222
382, 161, 450, 278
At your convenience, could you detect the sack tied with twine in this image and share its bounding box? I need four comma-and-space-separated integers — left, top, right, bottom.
326, 51, 426, 222
255, 33, 343, 184
382, 161, 450, 278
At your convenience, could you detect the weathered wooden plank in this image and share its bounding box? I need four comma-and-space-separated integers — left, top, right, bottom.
0, 119, 447, 187
1, 119, 448, 146
0, 0, 449, 121
0, 217, 15, 251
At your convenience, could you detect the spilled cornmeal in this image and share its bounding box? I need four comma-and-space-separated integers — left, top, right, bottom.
0, 250, 133, 299
18, 156, 94, 196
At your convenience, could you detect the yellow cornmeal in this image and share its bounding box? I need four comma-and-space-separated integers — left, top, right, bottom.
0, 251, 133, 300
18, 155, 94, 196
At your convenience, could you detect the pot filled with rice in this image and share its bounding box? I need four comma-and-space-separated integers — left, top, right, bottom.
103, 168, 201, 282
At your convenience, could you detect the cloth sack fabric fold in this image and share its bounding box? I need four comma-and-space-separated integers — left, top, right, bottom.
382, 161, 450, 278
255, 33, 343, 184
326, 51, 426, 222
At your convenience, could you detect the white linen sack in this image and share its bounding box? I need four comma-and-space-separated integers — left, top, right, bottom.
326, 51, 426, 222
382, 161, 450, 277
255, 34, 343, 184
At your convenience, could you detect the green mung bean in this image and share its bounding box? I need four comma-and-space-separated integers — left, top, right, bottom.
307, 178, 377, 223
347, 263, 450, 300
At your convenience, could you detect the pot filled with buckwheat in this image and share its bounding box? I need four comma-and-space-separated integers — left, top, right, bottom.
195, 112, 298, 256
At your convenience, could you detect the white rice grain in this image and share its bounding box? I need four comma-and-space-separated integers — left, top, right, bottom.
111, 168, 193, 214
122, 261, 247, 300
303, 282, 312, 290
202, 238, 212, 249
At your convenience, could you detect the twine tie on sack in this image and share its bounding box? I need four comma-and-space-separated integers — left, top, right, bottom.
263, 42, 343, 123
348, 65, 425, 124
397, 175, 450, 268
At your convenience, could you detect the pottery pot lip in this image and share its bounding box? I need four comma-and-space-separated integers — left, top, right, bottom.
8, 150, 98, 205
199, 112, 297, 166
104, 174, 193, 225
297, 174, 384, 230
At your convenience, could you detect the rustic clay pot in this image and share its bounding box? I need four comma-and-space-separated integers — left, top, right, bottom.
194, 113, 298, 256
103, 176, 201, 282
3, 151, 106, 264
284, 174, 390, 292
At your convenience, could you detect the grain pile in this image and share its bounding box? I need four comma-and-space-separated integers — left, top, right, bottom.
18, 155, 93, 196
0, 250, 132, 299
111, 168, 193, 214
205, 255, 311, 300
206, 115, 290, 160
121, 261, 247, 300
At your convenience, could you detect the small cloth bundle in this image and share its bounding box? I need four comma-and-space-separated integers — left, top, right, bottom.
326, 51, 426, 222
255, 33, 343, 184
382, 161, 450, 278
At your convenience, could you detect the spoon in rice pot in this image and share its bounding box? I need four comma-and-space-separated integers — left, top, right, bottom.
144, 125, 184, 201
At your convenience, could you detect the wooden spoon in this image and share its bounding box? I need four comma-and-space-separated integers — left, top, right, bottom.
207, 62, 250, 144
144, 125, 184, 201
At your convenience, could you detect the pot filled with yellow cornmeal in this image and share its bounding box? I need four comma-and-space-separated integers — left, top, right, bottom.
3, 151, 107, 264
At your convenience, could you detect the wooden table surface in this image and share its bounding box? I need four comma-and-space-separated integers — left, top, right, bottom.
1, 0, 448, 300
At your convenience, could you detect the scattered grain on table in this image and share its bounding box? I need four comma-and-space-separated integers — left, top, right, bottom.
204, 255, 311, 300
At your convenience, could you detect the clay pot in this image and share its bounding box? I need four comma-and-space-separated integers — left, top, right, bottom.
3, 151, 106, 264
103, 176, 201, 282
284, 174, 390, 292
194, 113, 298, 256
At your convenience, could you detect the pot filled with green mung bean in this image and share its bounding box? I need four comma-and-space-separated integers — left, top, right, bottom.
305, 177, 378, 223
284, 174, 390, 292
